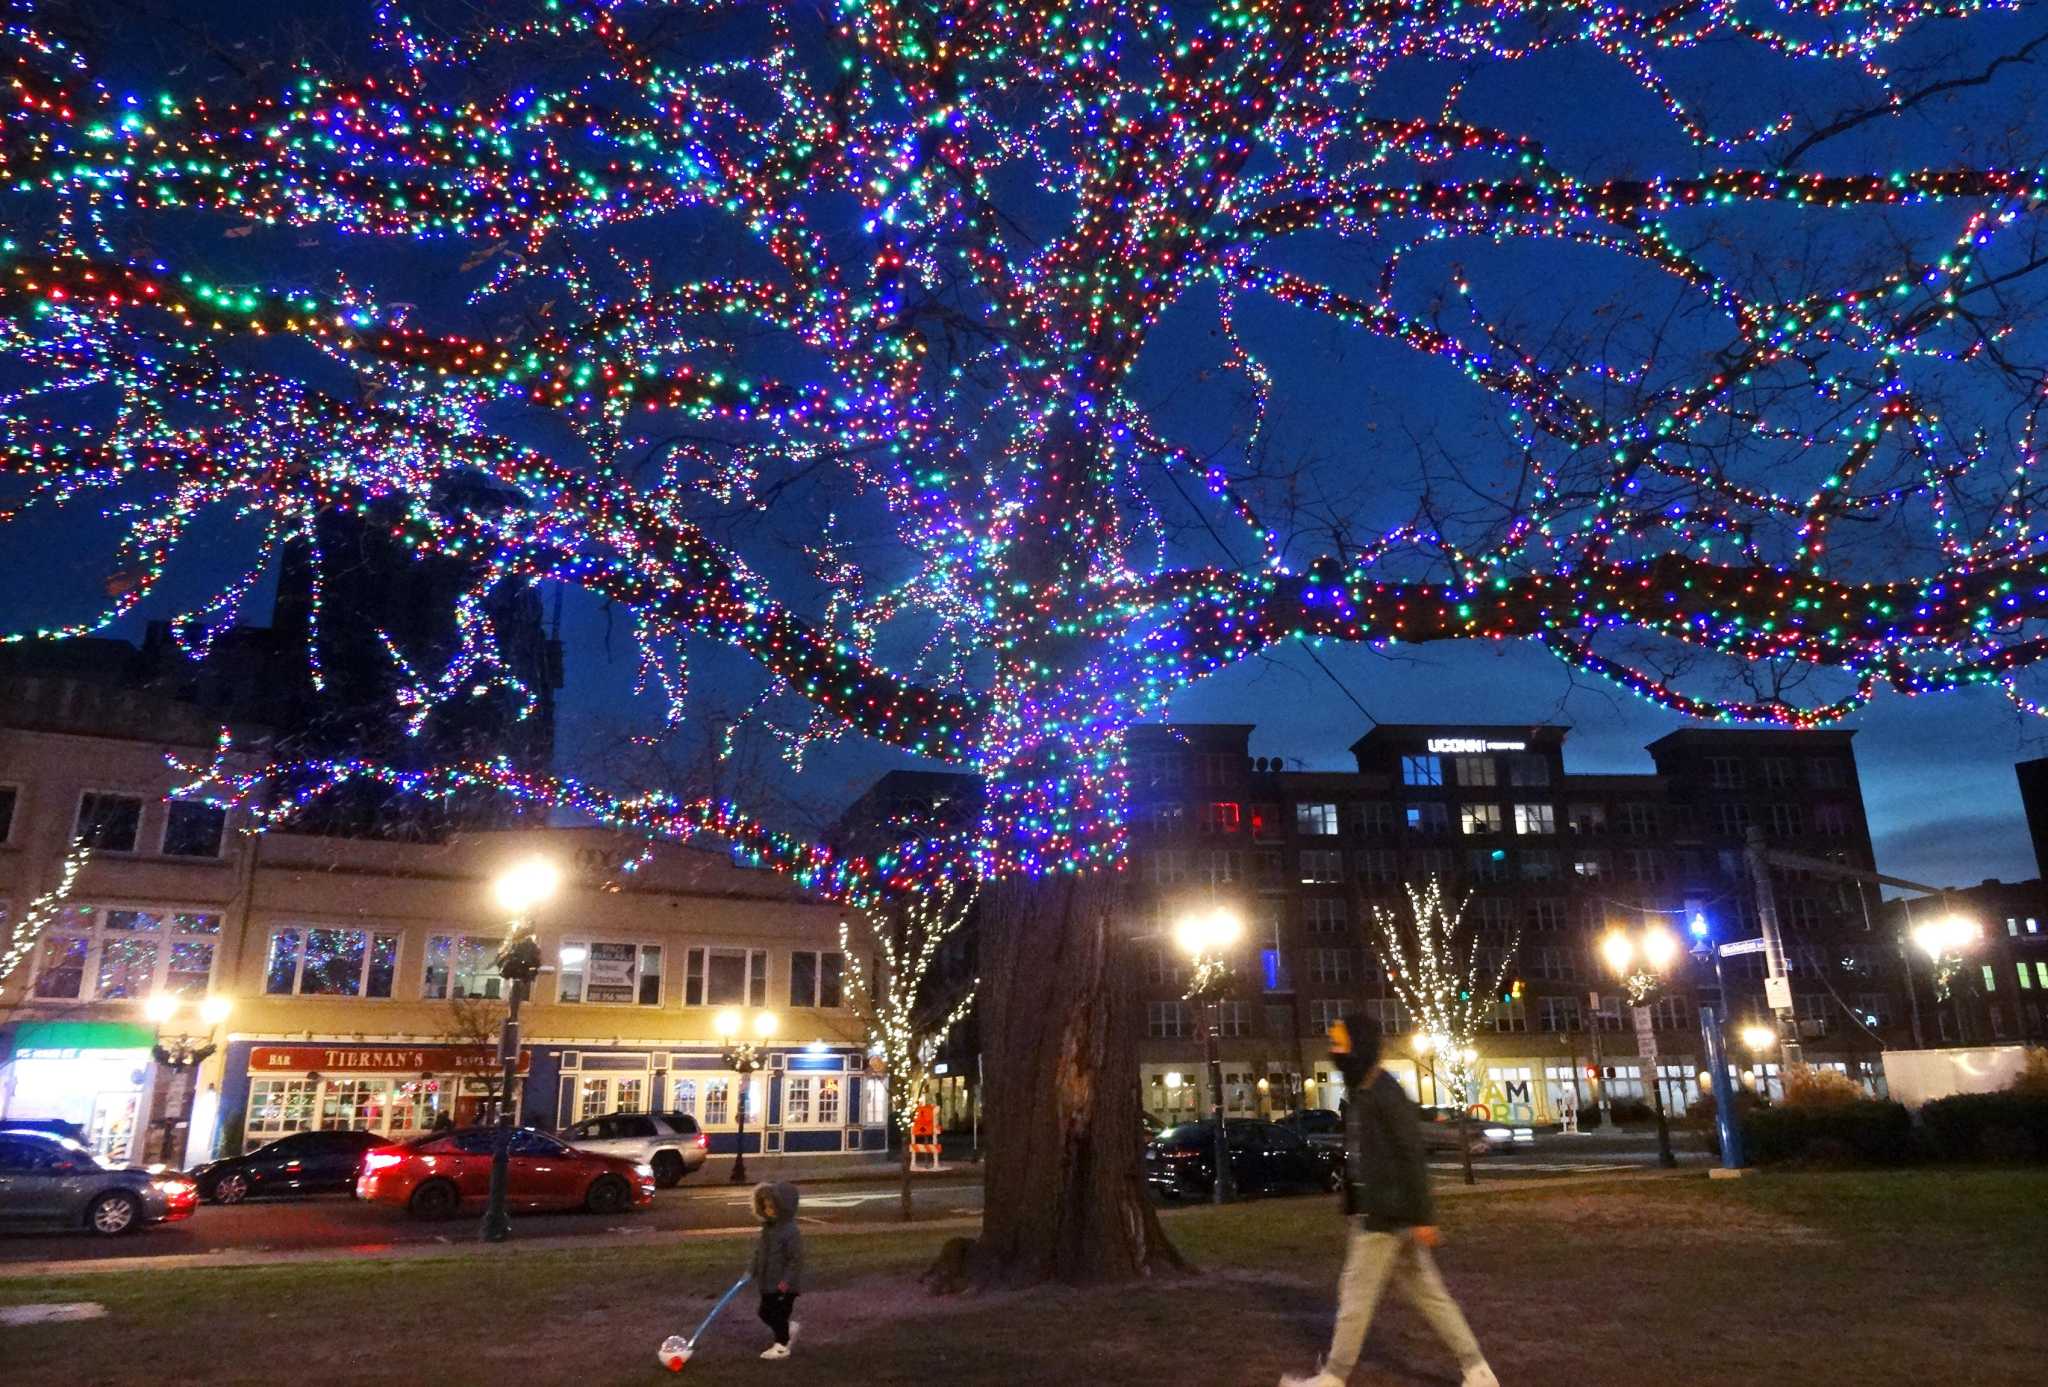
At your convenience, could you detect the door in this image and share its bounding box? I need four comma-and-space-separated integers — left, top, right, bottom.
1224, 1122, 1262, 1191
0, 1138, 85, 1223
1259, 1124, 1312, 1187
445, 1130, 500, 1201
302, 1133, 373, 1190
508, 1129, 583, 1207
0, 1137, 47, 1222
251, 1132, 316, 1193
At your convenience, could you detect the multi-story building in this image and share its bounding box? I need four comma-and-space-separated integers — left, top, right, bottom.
1125, 721, 1905, 1126
0, 672, 884, 1167
1880, 878, 2048, 1048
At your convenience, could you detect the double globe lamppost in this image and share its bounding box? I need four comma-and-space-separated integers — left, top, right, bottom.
482, 856, 558, 1243
1600, 923, 1681, 1170
716, 1009, 778, 1184
1174, 905, 1242, 1205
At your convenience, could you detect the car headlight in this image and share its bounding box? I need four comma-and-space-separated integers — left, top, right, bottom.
152, 1179, 196, 1196
634, 1162, 655, 1178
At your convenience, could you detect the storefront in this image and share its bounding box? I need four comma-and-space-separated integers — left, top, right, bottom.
0, 1020, 159, 1163
218, 1041, 532, 1150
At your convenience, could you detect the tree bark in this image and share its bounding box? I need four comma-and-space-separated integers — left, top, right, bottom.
954, 870, 1185, 1287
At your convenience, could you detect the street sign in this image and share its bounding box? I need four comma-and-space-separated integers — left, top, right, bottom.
1632, 1005, 1655, 1038
1765, 975, 1794, 1011
1718, 937, 1767, 958
1632, 1005, 1659, 1062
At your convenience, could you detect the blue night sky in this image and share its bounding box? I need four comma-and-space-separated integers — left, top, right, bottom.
4, 3, 2047, 891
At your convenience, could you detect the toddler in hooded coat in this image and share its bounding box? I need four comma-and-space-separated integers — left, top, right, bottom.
750, 1182, 804, 1360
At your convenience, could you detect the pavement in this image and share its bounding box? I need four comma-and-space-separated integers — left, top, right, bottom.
0, 1135, 1688, 1275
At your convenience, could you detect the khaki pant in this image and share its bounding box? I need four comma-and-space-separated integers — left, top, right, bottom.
1320, 1225, 1485, 1380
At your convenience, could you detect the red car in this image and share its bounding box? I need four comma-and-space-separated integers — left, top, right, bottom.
356, 1126, 655, 1218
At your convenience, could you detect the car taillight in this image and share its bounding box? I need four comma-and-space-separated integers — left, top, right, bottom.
362, 1150, 405, 1174
695, 1134, 708, 1150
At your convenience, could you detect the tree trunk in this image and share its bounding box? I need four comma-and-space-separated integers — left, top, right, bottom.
901, 1116, 915, 1223
955, 870, 1185, 1287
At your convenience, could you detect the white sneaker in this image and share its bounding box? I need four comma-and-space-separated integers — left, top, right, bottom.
760, 1343, 791, 1360
1460, 1364, 1499, 1387
1278, 1373, 1343, 1387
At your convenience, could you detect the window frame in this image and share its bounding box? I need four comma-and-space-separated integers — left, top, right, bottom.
32, 904, 224, 1002
73, 789, 146, 854
422, 932, 508, 1001
1513, 803, 1556, 836
1400, 755, 1443, 788
684, 945, 769, 1008
1294, 801, 1341, 836
262, 923, 401, 999
159, 799, 229, 859
1459, 803, 1503, 836
788, 949, 847, 1009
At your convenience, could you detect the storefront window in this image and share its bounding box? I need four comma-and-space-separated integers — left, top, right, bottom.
786, 1076, 812, 1124
672, 1078, 697, 1119
862, 1078, 888, 1126
616, 1078, 644, 1114
264, 926, 400, 997
320, 1079, 388, 1131
248, 1078, 319, 1138
32, 934, 88, 999
423, 934, 505, 1000
816, 1077, 843, 1126
704, 1078, 730, 1126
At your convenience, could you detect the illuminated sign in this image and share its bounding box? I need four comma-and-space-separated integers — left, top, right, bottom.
1425, 738, 1528, 754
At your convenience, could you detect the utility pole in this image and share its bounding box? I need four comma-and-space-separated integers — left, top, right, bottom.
1744, 826, 1802, 1067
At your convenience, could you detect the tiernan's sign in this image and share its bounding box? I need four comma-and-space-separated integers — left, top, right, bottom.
249, 1045, 530, 1075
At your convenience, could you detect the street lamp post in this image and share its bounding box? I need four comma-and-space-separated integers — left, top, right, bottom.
482, 857, 557, 1243
1601, 924, 1680, 1170
1687, 913, 1746, 1172
143, 994, 232, 1167
717, 1009, 777, 1184
1911, 914, 1982, 1045
1174, 906, 1242, 1205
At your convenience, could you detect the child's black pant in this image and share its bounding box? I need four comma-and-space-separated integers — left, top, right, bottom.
758, 1291, 797, 1346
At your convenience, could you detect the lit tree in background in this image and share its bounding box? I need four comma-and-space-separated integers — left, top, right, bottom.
4, 0, 2048, 1282
1370, 879, 1517, 1111
840, 874, 978, 1223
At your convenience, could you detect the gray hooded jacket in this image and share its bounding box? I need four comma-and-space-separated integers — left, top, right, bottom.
749, 1181, 804, 1292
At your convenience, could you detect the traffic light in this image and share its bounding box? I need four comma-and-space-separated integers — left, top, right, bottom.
1502, 976, 1524, 1005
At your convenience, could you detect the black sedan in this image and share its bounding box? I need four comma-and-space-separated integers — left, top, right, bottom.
0, 1129, 197, 1235
191, 1129, 390, 1203
1143, 1119, 1341, 1200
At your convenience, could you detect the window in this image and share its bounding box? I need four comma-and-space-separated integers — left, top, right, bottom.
1203, 753, 1238, 787
1199, 849, 1243, 884
1304, 898, 1349, 934
1514, 803, 1555, 836
1366, 997, 1411, 1036
161, 800, 227, 858
1295, 802, 1340, 836
1405, 802, 1449, 836
1653, 996, 1689, 1031
1982, 964, 1998, 993
1352, 802, 1396, 836
1454, 757, 1497, 788
1410, 848, 1455, 878
246, 1079, 320, 1138
1572, 850, 1607, 880
1531, 944, 1575, 979
560, 941, 665, 1005
1854, 993, 1893, 1027
1527, 899, 1568, 932
1624, 849, 1666, 883
1202, 801, 1242, 834
1474, 898, 1515, 931
1813, 804, 1850, 837
1309, 949, 1353, 984
785, 1076, 812, 1125
703, 1079, 731, 1126
1355, 850, 1398, 886
1508, 754, 1551, 788
1769, 804, 1804, 837
1713, 803, 1752, 837
1796, 993, 1832, 1034
1143, 946, 1185, 989
1402, 755, 1443, 787
1249, 804, 1282, 841
0, 783, 15, 842
1148, 803, 1187, 835
1466, 848, 1508, 884
1150, 850, 1188, 885
1567, 803, 1607, 834
1619, 803, 1658, 836
1299, 850, 1344, 885
1215, 1001, 1250, 1038
1761, 758, 1796, 791
1519, 850, 1558, 882
685, 946, 768, 1007
1146, 1001, 1189, 1038
815, 1076, 843, 1126
29, 906, 221, 1002
1492, 1000, 1528, 1033
423, 935, 505, 1000
75, 792, 143, 852
1308, 999, 1348, 1036
1784, 897, 1823, 931
1460, 804, 1502, 836
1707, 757, 1743, 789
789, 951, 846, 1008
1808, 758, 1849, 790
264, 926, 399, 998
1539, 996, 1582, 1032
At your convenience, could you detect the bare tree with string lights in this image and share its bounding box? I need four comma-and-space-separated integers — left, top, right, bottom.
840, 873, 978, 1224
5, 0, 2048, 1284
1370, 879, 1519, 1118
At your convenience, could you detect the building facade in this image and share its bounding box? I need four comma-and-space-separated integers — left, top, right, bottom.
1124, 721, 1904, 1125
0, 675, 884, 1166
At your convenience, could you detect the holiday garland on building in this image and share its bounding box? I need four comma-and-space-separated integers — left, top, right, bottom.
1, 1, 2046, 881
0, 839, 91, 989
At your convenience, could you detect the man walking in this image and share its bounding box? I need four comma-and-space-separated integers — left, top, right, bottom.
1281, 1018, 1498, 1387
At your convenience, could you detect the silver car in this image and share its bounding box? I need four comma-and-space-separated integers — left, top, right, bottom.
558, 1111, 706, 1188
0, 1129, 199, 1235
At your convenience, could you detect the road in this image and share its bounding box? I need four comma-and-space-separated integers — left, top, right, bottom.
0, 1140, 1685, 1265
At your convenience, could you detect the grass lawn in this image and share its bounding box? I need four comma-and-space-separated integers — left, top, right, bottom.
4, 1170, 2041, 1386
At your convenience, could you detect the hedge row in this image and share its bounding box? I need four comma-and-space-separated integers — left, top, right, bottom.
1734, 1092, 2048, 1166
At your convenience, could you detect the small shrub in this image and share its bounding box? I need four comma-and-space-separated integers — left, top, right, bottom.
2010, 1047, 2048, 1098
1782, 1064, 1864, 1108
1919, 1092, 2048, 1162
1742, 1100, 1914, 1166
1608, 1098, 1655, 1125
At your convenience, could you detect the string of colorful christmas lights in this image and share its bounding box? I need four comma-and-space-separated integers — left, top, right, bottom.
4, 0, 2048, 879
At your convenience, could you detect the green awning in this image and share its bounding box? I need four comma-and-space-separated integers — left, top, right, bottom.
5, 1020, 156, 1057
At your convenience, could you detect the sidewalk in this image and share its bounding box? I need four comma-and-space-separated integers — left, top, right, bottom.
713, 1149, 977, 1185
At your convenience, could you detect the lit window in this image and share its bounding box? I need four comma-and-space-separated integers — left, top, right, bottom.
1513, 803, 1555, 835
1294, 802, 1339, 836
1460, 803, 1502, 836
1401, 755, 1443, 787
264, 926, 398, 998
423, 935, 505, 1000
1405, 802, 1449, 835
560, 940, 665, 1005
1454, 757, 1497, 788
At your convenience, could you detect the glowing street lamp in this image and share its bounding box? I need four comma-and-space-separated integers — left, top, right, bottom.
1740, 1024, 1778, 1055
1601, 922, 1683, 1169
482, 856, 558, 1243
717, 1009, 778, 1184
1175, 905, 1242, 1204
1910, 916, 1979, 961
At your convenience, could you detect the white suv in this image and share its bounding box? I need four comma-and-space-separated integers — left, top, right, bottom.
560, 1112, 707, 1188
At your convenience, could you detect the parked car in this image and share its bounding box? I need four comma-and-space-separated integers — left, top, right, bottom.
1276, 1108, 1345, 1149
190, 1130, 390, 1204
1143, 1119, 1342, 1200
0, 1129, 197, 1236
356, 1126, 655, 1218
558, 1111, 706, 1187
1417, 1106, 1496, 1157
